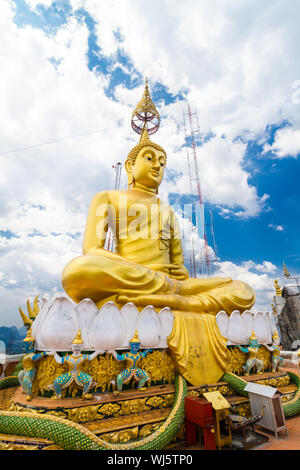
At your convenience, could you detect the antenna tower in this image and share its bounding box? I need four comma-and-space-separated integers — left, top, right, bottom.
183, 105, 211, 276
106, 162, 122, 252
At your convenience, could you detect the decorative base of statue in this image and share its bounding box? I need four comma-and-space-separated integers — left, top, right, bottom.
8, 367, 295, 448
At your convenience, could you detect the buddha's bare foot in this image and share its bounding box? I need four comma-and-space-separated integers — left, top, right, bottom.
117, 293, 206, 312
118, 293, 181, 309
179, 277, 232, 296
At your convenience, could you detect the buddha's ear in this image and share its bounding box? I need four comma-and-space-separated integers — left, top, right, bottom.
125, 159, 133, 174
125, 159, 134, 187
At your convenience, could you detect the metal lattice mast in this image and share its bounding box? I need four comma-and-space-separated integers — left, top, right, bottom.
106, 163, 122, 252
183, 105, 211, 276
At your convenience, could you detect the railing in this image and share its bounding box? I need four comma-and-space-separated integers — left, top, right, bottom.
0, 354, 22, 378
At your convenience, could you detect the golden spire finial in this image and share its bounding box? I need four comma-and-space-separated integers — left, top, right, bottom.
138, 122, 153, 146
249, 330, 257, 341
130, 329, 140, 344
274, 279, 282, 296
19, 306, 31, 329
283, 262, 291, 278
131, 78, 160, 135
273, 330, 279, 341
19, 296, 40, 330
72, 329, 84, 345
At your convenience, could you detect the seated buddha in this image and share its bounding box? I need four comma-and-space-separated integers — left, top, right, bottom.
61, 82, 255, 386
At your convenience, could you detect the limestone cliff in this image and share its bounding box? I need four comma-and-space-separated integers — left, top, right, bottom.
278, 287, 300, 350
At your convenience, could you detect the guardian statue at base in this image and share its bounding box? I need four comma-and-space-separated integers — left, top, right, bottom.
238, 331, 264, 376
18, 328, 50, 401
109, 330, 152, 394
48, 330, 101, 399
263, 331, 281, 373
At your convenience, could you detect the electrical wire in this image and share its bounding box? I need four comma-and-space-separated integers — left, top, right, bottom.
0, 129, 103, 157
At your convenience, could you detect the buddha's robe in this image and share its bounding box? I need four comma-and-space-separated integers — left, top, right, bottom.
62, 189, 255, 385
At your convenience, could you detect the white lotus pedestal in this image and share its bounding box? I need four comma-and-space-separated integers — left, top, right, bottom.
31, 295, 174, 352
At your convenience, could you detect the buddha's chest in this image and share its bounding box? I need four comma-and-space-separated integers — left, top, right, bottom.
114, 198, 172, 241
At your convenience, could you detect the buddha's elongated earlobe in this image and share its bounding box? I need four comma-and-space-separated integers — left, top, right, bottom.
125, 160, 135, 188
128, 173, 135, 188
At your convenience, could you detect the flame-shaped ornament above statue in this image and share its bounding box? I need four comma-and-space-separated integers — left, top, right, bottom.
19, 80, 257, 400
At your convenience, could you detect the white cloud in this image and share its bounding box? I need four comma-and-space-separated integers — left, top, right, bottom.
268, 223, 285, 232
214, 260, 276, 312
263, 127, 300, 159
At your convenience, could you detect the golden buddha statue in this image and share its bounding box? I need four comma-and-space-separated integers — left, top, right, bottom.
61, 81, 255, 386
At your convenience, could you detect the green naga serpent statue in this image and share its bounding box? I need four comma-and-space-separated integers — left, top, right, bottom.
0, 374, 186, 450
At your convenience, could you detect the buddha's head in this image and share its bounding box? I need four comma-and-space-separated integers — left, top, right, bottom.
125, 126, 167, 193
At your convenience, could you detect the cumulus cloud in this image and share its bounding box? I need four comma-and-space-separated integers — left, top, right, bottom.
263, 127, 300, 159
268, 223, 285, 232
214, 260, 276, 312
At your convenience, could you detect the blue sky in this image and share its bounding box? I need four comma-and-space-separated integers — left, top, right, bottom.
0, 0, 300, 326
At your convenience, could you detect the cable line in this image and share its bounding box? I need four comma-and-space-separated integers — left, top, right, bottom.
0, 129, 103, 156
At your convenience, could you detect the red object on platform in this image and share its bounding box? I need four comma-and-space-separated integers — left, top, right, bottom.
185, 396, 216, 450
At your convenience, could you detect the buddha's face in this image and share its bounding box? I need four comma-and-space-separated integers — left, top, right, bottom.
127, 145, 166, 190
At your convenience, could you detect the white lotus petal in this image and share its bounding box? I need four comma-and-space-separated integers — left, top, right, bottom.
31, 297, 49, 340
227, 310, 248, 345
215, 311, 229, 339
242, 310, 254, 341
253, 312, 269, 344
263, 312, 273, 344
136, 305, 161, 348
76, 298, 98, 348
120, 302, 139, 347
89, 301, 126, 350
35, 296, 78, 351
157, 307, 174, 348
